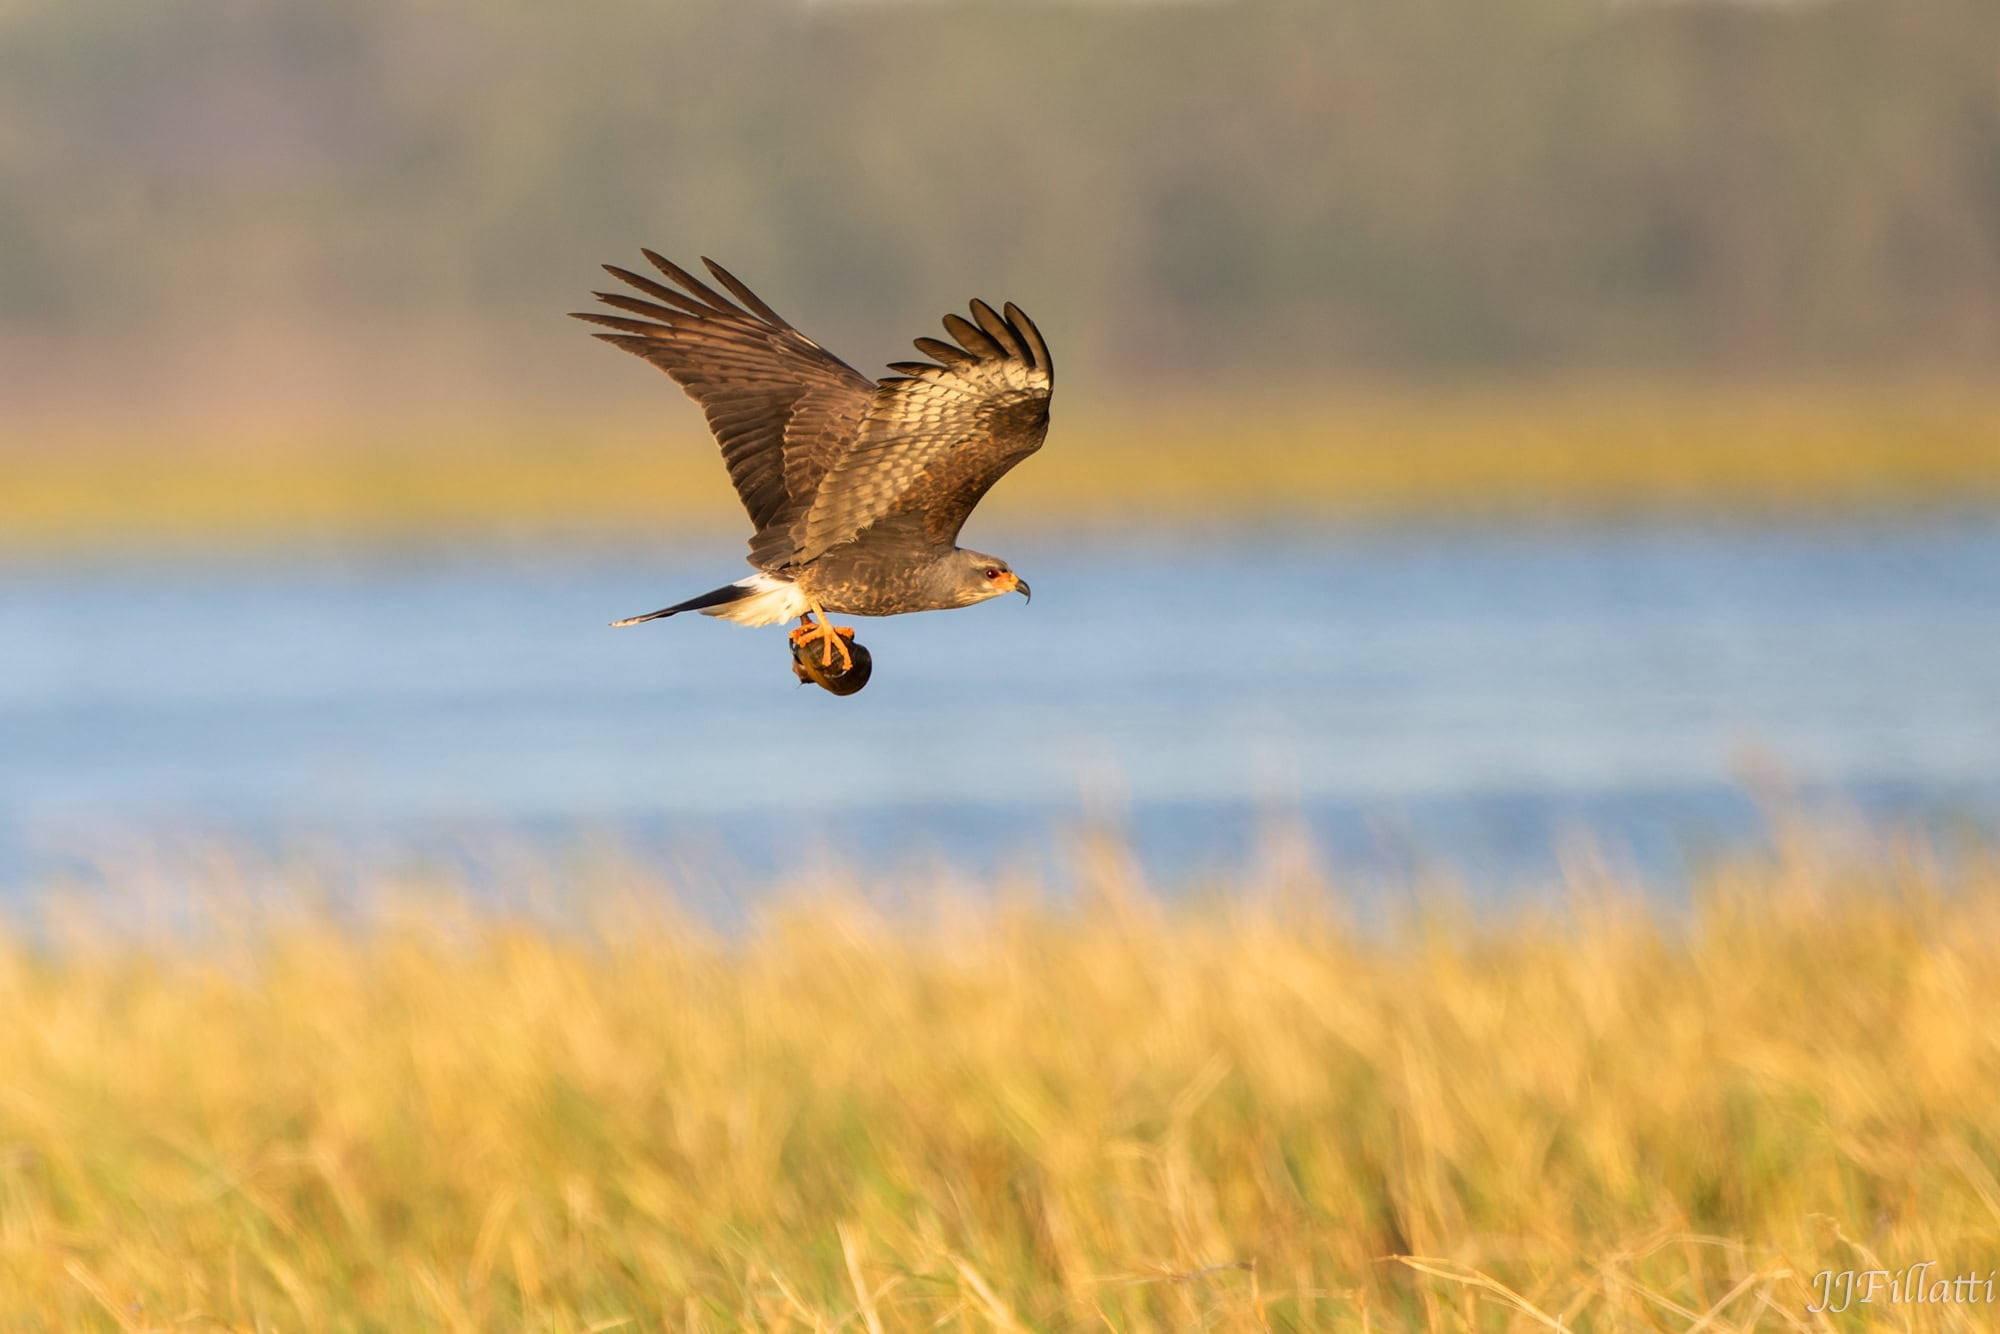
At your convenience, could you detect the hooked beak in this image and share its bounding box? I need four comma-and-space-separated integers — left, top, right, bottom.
1012, 574, 1031, 604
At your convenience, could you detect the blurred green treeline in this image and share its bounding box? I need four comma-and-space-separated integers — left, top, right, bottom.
4, 0, 1997, 409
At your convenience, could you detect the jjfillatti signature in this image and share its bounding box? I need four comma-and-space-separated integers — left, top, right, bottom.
1808, 1265, 1997, 1313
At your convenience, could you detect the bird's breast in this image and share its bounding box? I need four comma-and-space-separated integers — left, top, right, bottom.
798, 555, 954, 618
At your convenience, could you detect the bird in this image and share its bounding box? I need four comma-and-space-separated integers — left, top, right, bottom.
572, 252, 1050, 672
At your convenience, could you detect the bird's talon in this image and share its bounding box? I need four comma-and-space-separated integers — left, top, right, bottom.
792, 615, 854, 671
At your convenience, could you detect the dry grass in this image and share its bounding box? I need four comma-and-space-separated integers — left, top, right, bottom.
5, 383, 1999, 548
2, 834, 1999, 1330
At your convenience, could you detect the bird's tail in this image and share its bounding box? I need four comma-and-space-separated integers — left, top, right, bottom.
610, 572, 807, 628
610, 583, 753, 627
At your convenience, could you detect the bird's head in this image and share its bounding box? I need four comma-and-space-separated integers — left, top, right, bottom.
945, 549, 1031, 606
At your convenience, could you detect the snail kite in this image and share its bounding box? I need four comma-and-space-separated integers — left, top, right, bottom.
573, 253, 1050, 669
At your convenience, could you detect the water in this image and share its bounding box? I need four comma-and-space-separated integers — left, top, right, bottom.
3, 521, 1997, 897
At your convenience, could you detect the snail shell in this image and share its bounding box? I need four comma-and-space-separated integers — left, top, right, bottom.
790, 632, 873, 695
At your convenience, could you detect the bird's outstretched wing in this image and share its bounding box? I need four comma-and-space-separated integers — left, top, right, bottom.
791, 299, 1053, 564
571, 253, 875, 569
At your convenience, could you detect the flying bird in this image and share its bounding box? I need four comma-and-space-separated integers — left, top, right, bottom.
573, 253, 1050, 671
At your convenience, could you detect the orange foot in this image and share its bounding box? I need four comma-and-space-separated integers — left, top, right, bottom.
789, 617, 855, 670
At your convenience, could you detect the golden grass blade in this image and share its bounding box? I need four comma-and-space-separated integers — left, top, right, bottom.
952, 1257, 1027, 1332
1683, 1271, 1772, 1334
841, 1223, 887, 1334
1392, 1257, 1566, 1330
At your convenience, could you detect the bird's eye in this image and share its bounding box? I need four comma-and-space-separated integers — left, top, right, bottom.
984, 568, 1003, 580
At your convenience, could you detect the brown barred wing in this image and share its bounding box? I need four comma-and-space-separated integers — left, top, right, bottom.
571, 254, 875, 570
790, 299, 1053, 565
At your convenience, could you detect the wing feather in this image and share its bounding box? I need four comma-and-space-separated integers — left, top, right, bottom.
703, 257, 796, 330
791, 299, 1053, 562
591, 291, 699, 323
1003, 302, 1051, 372
968, 298, 1027, 362
575, 314, 672, 338
571, 255, 876, 569
939, 312, 1004, 360
601, 265, 712, 317
640, 250, 740, 312
910, 336, 978, 368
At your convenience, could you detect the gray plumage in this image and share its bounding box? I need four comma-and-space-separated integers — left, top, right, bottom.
573, 253, 1049, 631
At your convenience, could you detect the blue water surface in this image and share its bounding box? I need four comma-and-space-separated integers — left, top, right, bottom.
3, 520, 1997, 901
